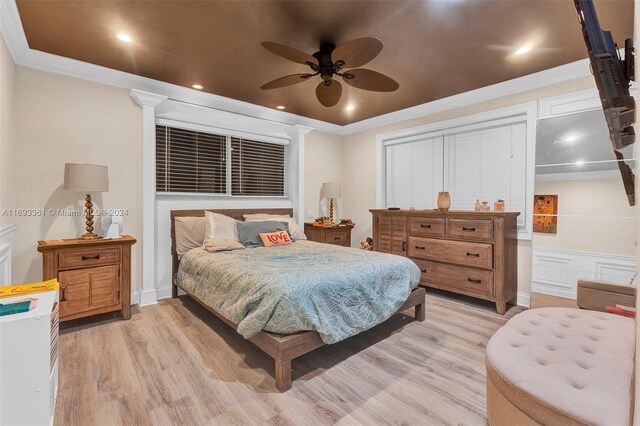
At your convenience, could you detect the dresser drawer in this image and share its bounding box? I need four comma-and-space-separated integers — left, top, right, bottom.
413, 259, 494, 296
58, 247, 120, 269
408, 236, 493, 270
409, 217, 445, 237
448, 219, 494, 241
324, 230, 350, 246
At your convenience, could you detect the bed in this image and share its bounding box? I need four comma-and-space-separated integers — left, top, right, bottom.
171, 208, 426, 391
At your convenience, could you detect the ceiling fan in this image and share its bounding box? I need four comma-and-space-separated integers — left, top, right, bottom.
260, 37, 399, 107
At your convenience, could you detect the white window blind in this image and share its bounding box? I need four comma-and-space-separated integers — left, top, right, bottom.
156, 125, 226, 193
231, 137, 287, 196
447, 121, 527, 228
384, 118, 528, 231
386, 136, 443, 208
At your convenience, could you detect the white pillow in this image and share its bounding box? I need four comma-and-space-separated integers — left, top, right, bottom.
243, 214, 306, 240
174, 216, 206, 259
204, 211, 239, 242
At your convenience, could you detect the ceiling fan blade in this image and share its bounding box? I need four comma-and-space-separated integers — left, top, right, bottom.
261, 42, 318, 65
261, 73, 312, 90
316, 80, 342, 107
332, 37, 383, 68
342, 69, 399, 92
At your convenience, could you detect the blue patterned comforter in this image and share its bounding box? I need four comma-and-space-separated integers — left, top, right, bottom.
177, 241, 421, 344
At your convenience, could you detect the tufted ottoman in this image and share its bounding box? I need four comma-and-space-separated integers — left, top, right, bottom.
486, 308, 636, 426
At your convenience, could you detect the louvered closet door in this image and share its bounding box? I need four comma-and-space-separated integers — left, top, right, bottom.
376, 215, 407, 256
446, 121, 527, 228
385, 136, 443, 209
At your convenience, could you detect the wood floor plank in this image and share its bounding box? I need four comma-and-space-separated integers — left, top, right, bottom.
54, 290, 523, 426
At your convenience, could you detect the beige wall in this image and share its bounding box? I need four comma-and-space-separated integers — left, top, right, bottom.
11, 67, 143, 291
0, 34, 15, 224
304, 130, 344, 222
533, 178, 638, 256
340, 76, 597, 296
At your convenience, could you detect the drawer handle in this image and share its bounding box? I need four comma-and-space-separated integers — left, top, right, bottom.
466, 252, 480, 257
333, 236, 341, 240
462, 227, 476, 232
81, 254, 100, 261
468, 278, 482, 284
420, 268, 427, 273
420, 224, 432, 229
415, 245, 426, 250
60, 286, 67, 302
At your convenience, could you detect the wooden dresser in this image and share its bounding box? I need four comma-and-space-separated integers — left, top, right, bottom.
37, 236, 136, 321
370, 210, 519, 314
304, 223, 353, 247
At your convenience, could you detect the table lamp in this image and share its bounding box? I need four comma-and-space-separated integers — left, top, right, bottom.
321, 182, 342, 223
64, 163, 109, 239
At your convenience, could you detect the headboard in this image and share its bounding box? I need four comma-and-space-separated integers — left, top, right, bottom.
170, 208, 294, 297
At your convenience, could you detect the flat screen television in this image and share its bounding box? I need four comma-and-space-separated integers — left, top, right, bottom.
574, 0, 636, 205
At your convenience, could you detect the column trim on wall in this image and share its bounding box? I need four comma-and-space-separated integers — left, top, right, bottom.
0, 224, 16, 285
130, 90, 168, 306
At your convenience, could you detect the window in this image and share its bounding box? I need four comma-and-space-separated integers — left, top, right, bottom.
384, 116, 529, 233
156, 126, 226, 193
156, 125, 287, 196
231, 137, 287, 196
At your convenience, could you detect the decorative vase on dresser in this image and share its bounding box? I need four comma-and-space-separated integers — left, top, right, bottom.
37, 236, 136, 321
370, 209, 519, 314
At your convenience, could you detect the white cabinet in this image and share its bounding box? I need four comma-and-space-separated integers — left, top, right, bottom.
0, 290, 59, 425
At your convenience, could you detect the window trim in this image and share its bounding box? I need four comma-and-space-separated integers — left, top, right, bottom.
376, 102, 537, 240
156, 119, 290, 198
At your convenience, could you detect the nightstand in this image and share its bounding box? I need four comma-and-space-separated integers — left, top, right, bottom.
37, 236, 136, 321
304, 224, 354, 247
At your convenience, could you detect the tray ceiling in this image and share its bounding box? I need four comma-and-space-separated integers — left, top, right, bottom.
15, 0, 634, 125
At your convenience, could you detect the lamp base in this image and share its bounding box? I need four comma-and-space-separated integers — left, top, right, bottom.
80, 232, 102, 240
80, 193, 102, 240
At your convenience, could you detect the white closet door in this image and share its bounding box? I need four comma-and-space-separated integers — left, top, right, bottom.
386, 137, 443, 208
447, 121, 527, 228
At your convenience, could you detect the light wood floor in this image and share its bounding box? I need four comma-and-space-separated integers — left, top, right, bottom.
55, 290, 524, 426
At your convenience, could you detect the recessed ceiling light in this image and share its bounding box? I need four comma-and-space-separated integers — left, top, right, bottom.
565, 135, 578, 142
575, 159, 585, 166
514, 44, 532, 55
192, 84, 203, 90
116, 33, 133, 43
345, 104, 356, 112
276, 105, 286, 110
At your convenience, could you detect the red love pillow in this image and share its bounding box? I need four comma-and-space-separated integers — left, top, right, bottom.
259, 230, 292, 247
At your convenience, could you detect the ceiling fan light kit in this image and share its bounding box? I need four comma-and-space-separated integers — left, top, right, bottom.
261, 37, 399, 107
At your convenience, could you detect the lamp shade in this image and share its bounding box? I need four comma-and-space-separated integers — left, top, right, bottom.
63, 163, 109, 193
321, 182, 342, 199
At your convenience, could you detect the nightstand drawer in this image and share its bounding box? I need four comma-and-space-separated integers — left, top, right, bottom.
324, 230, 350, 245
58, 247, 120, 269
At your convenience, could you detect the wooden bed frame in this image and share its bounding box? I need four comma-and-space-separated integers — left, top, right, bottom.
170, 208, 426, 392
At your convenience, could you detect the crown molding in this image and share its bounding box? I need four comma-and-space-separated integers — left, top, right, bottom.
1, 0, 592, 137
130, 90, 168, 108
341, 59, 591, 134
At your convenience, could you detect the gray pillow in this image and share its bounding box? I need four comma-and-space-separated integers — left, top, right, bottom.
236, 221, 289, 247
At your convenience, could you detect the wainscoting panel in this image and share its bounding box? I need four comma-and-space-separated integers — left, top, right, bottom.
0, 224, 16, 285
532, 247, 637, 298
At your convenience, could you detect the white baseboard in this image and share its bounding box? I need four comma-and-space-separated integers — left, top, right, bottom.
139, 289, 159, 306
156, 285, 172, 300
517, 292, 531, 308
